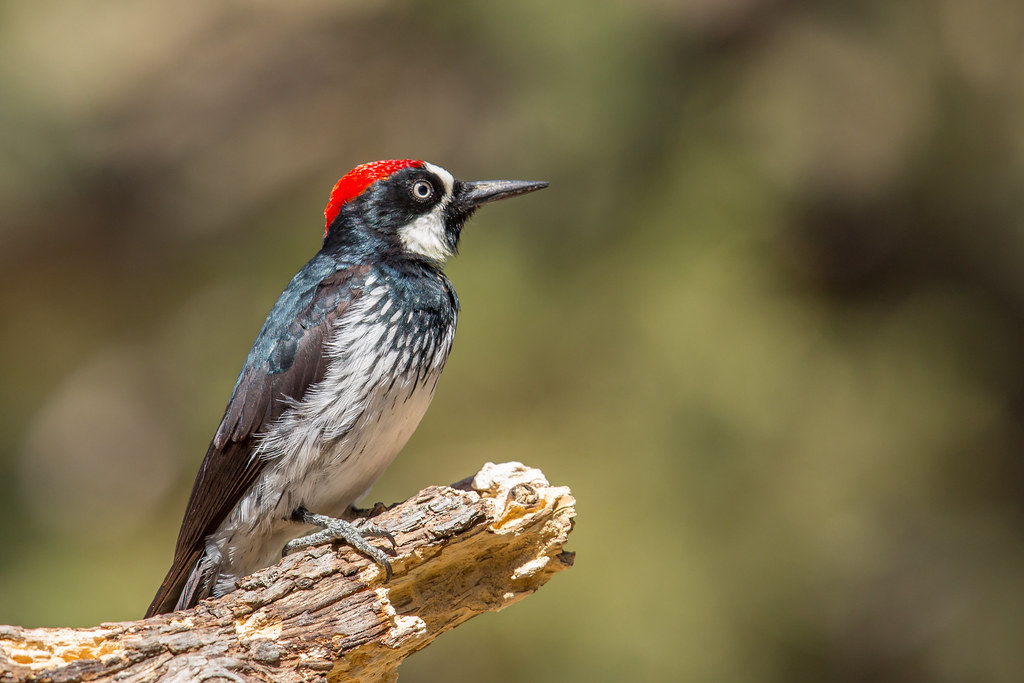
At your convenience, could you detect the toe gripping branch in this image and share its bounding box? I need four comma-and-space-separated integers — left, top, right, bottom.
285, 506, 397, 581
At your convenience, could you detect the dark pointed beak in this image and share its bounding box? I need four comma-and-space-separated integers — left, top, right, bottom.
457, 179, 549, 209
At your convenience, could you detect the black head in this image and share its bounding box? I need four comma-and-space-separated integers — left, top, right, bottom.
323, 160, 547, 266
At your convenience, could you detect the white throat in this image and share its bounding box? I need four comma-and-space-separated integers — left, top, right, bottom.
398, 162, 456, 266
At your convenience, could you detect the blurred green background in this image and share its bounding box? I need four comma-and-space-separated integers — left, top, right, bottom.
2, 1, 1024, 681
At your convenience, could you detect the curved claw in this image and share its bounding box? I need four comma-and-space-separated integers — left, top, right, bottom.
356, 520, 397, 548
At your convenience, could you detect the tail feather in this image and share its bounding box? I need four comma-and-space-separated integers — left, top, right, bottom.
145, 550, 206, 617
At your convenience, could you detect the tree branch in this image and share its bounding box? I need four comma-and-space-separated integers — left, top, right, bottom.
0, 462, 575, 682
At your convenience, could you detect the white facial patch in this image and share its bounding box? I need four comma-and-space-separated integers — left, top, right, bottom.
398, 162, 457, 266
423, 162, 454, 195
398, 204, 451, 265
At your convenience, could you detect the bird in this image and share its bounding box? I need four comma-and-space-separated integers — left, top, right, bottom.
146, 159, 547, 617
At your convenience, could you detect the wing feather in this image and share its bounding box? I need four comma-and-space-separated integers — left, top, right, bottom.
146, 262, 369, 616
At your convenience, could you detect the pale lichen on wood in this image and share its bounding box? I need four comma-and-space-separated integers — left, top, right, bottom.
0, 462, 575, 683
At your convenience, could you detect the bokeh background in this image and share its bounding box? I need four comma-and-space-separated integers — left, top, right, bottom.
2, 1, 1024, 681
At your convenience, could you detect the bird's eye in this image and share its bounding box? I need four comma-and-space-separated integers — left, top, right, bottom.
411, 180, 434, 201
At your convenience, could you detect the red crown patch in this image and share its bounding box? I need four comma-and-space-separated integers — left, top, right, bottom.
324, 159, 423, 236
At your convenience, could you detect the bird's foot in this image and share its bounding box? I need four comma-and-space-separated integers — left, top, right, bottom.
284, 506, 396, 581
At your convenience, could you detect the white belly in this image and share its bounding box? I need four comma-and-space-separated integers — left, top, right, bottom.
204, 285, 455, 596
210, 372, 439, 595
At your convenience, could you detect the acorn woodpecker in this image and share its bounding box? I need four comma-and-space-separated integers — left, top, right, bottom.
146, 160, 547, 616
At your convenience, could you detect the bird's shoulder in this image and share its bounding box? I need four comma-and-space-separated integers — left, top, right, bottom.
218, 255, 372, 445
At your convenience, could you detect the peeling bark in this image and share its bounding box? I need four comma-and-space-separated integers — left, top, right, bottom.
0, 462, 575, 683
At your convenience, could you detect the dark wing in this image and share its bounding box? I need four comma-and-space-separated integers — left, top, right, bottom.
146, 260, 369, 617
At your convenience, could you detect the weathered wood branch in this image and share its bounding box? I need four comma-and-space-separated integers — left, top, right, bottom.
0, 462, 575, 683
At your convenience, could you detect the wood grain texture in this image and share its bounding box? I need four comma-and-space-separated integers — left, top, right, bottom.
0, 462, 575, 683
